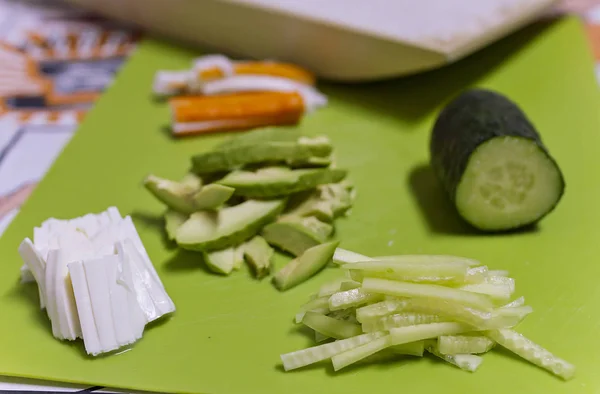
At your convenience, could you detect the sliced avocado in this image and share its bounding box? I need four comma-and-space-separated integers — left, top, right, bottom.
232, 245, 245, 270
243, 235, 274, 279
203, 248, 236, 275
215, 127, 302, 150
193, 184, 235, 210
216, 167, 347, 198
273, 241, 340, 291
283, 181, 355, 223
191, 135, 333, 174
288, 156, 332, 168
143, 174, 199, 213
164, 210, 188, 241
175, 199, 285, 251
261, 216, 332, 256
180, 173, 203, 189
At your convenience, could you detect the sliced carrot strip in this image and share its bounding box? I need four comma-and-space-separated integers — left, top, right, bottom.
169, 91, 305, 123
198, 61, 315, 85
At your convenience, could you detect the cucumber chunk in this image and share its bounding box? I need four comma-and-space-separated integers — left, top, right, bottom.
430, 89, 565, 231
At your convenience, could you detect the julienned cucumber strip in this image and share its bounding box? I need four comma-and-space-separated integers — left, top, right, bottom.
332, 335, 392, 371
342, 260, 468, 277
426, 342, 484, 372
328, 288, 383, 311
438, 335, 495, 355
486, 329, 575, 380
280, 250, 575, 380
361, 313, 447, 333
502, 296, 525, 308
355, 298, 411, 323
460, 283, 513, 302
389, 322, 471, 346
295, 296, 330, 323
364, 255, 480, 267
430, 88, 565, 232
361, 278, 495, 311
280, 331, 387, 371
302, 311, 362, 339
349, 266, 489, 286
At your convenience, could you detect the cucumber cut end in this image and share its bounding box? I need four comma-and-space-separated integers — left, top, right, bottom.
455, 136, 564, 231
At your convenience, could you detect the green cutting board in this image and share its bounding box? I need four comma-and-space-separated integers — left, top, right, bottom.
0, 16, 597, 394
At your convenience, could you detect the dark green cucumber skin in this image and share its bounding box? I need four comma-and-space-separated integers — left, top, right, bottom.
429, 88, 565, 228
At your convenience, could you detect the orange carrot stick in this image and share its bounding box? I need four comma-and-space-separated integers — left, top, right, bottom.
169, 91, 305, 137
169, 91, 305, 123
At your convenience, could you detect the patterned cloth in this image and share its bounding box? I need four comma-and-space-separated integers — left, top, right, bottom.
0, 0, 597, 392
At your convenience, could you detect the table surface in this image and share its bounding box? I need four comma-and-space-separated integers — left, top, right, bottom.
0, 0, 599, 392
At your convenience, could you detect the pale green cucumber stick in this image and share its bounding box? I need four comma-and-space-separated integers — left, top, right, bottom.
142, 127, 356, 290
281, 250, 575, 380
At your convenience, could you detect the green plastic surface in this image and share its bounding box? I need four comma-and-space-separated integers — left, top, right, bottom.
0, 16, 597, 394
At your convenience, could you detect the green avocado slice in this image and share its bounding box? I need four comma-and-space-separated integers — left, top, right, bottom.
164, 210, 188, 241
216, 167, 347, 198
143, 174, 199, 214
261, 216, 332, 257
203, 248, 236, 275
243, 235, 274, 279
273, 241, 340, 291
175, 199, 285, 251
191, 135, 333, 174
192, 184, 235, 210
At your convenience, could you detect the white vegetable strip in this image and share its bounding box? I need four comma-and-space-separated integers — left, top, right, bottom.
44, 250, 60, 338
50, 249, 83, 341
332, 335, 392, 371
68, 261, 102, 356
280, 331, 387, 371
84, 255, 119, 352
362, 278, 494, 311
18, 238, 47, 309
486, 329, 576, 380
